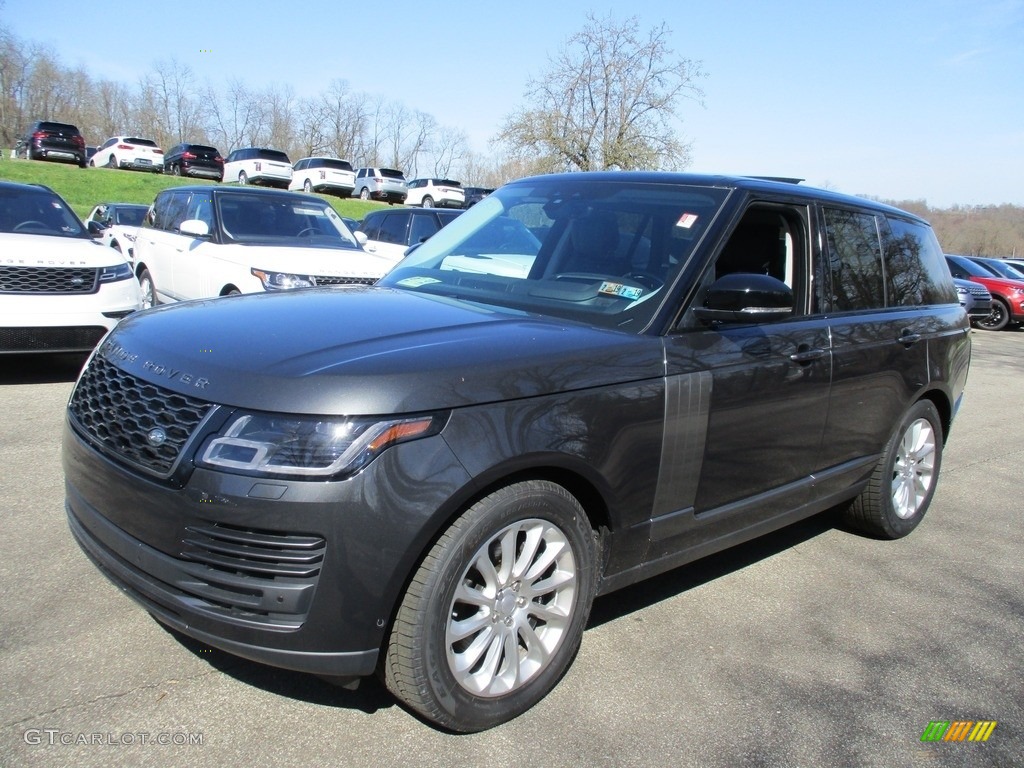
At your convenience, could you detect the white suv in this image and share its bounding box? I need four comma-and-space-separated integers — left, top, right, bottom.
289, 157, 356, 197
131, 186, 393, 307
90, 136, 164, 173
353, 167, 408, 204
223, 148, 293, 189
405, 178, 465, 208
1, 181, 141, 353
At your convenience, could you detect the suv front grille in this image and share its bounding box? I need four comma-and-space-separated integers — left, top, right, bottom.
0, 266, 98, 294
69, 355, 213, 476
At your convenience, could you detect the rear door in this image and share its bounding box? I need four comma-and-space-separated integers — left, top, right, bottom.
816, 207, 963, 496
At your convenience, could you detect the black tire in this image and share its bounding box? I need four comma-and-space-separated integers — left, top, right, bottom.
976, 298, 1010, 331
238, 171, 248, 185
138, 268, 156, 309
359, 187, 369, 200
384, 480, 598, 732
422, 195, 434, 208
843, 400, 943, 539
107, 154, 117, 169
171, 164, 180, 176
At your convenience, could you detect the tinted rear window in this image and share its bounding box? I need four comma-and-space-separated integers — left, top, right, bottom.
318, 159, 353, 171
381, 168, 405, 179
257, 149, 291, 163
38, 122, 79, 133
127, 138, 158, 147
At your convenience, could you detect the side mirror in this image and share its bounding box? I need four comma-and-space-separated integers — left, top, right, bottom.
692, 273, 794, 324
178, 219, 211, 238
353, 231, 367, 246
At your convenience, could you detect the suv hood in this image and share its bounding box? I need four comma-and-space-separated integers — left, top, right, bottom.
97, 287, 665, 414
0, 233, 121, 267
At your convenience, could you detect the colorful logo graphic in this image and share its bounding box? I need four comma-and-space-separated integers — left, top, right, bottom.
920, 720, 997, 742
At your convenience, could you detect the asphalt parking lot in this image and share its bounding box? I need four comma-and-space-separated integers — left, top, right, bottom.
1, 328, 1021, 768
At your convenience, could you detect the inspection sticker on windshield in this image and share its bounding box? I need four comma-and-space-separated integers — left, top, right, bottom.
396, 276, 442, 288
599, 281, 644, 300
676, 212, 698, 229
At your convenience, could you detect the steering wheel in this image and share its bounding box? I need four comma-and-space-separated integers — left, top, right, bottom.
296, 227, 319, 238
13, 220, 48, 232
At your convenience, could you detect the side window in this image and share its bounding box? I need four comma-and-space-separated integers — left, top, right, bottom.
410, 213, 440, 245
678, 203, 811, 329
161, 192, 190, 233
147, 193, 172, 230
882, 217, 957, 306
186, 192, 214, 230
358, 214, 380, 240
824, 208, 884, 311
377, 213, 410, 244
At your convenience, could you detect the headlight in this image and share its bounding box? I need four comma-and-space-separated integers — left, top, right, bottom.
955, 285, 968, 296
98, 262, 134, 282
251, 268, 315, 290
197, 410, 447, 478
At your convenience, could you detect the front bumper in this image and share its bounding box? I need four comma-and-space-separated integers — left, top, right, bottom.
62, 417, 471, 677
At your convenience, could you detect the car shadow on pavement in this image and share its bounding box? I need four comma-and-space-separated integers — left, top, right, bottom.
587, 508, 843, 628
0, 352, 88, 384
161, 625, 397, 715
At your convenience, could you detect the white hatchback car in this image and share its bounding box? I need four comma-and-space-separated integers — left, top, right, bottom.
90, 136, 164, 172
290, 157, 356, 197
0, 181, 142, 353
405, 178, 465, 209
131, 186, 393, 307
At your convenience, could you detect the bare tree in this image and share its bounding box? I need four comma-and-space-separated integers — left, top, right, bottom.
497, 13, 704, 172
431, 127, 469, 177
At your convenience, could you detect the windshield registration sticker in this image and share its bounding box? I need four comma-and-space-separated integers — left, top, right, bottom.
599, 282, 644, 300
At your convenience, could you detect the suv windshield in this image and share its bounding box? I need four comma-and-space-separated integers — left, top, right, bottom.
378, 177, 728, 330
0, 186, 86, 237
216, 192, 360, 248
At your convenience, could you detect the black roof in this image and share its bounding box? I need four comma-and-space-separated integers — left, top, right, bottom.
511, 171, 928, 224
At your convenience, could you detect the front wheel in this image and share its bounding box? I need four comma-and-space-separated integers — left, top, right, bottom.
976, 298, 1010, 331
303, 179, 313, 192
422, 195, 434, 208
238, 171, 248, 185
359, 187, 369, 200
384, 480, 597, 732
138, 269, 156, 309
843, 400, 943, 539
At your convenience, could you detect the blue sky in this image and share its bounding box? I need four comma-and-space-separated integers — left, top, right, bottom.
4, 0, 1021, 207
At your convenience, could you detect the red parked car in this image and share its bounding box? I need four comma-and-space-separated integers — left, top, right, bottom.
945, 254, 1024, 331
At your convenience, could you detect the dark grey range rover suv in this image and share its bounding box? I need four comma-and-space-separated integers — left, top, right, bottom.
63, 173, 970, 732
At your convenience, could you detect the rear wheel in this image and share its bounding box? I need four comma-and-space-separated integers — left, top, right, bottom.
976, 298, 1009, 331
359, 187, 369, 200
303, 179, 313, 192
238, 171, 248, 185
384, 480, 597, 732
171, 164, 180, 176
843, 400, 942, 539
422, 195, 434, 208
107, 154, 117, 169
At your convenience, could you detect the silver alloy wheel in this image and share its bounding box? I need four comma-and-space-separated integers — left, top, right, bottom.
891, 417, 937, 519
138, 271, 155, 309
445, 517, 577, 697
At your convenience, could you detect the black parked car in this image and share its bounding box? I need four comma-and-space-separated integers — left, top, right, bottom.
357, 207, 461, 264
462, 185, 495, 208
163, 143, 224, 181
15, 121, 87, 167
63, 172, 970, 733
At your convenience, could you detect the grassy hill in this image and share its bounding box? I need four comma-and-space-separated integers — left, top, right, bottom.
0, 157, 388, 220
